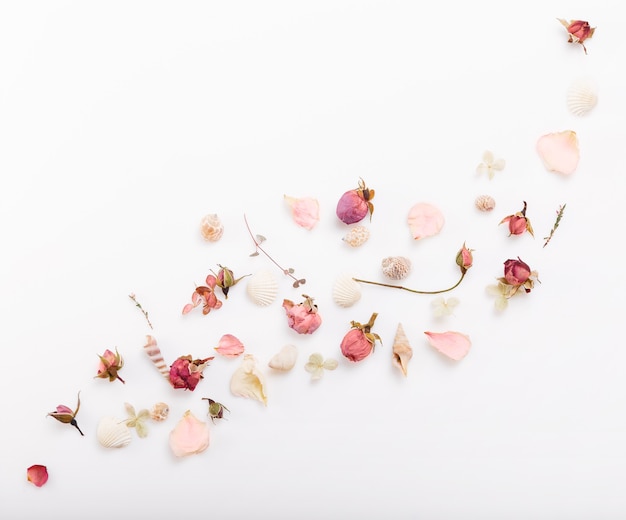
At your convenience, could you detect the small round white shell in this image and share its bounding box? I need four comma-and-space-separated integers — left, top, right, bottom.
200, 213, 224, 242
332, 274, 362, 307
567, 78, 598, 116
97, 416, 132, 449
382, 256, 412, 280
268, 344, 298, 371
246, 269, 279, 306
342, 225, 370, 247
475, 194, 496, 212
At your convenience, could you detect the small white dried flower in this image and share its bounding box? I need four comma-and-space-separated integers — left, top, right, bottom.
476, 151, 505, 180
304, 353, 338, 380
430, 296, 460, 317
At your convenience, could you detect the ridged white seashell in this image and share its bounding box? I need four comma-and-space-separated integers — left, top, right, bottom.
475, 194, 496, 212
332, 274, 362, 307
200, 213, 224, 242
342, 225, 370, 247
567, 78, 598, 116
246, 269, 279, 306
97, 416, 132, 449
382, 256, 411, 280
268, 344, 298, 371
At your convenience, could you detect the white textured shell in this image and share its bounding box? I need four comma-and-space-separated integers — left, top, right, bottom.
382, 256, 412, 280
475, 194, 496, 212
567, 78, 598, 116
246, 269, 279, 306
200, 213, 224, 242
150, 402, 169, 422
268, 344, 298, 371
97, 416, 132, 449
332, 274, 361, 307
343, 225, 370, 247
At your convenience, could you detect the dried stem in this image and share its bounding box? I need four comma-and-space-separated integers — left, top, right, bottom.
243, 214, 306, 288
128, 293, 153, 329
353, 271, 466, 295
543, 203, 566, 248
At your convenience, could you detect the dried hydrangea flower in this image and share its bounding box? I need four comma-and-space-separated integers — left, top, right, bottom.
47, 392, 84, 436
304, 353, 338, 380
27, 465, 49, 487
431, 296, 460, 317
124, 403, 151, 438
202, 398, 230, 423
476, 150, 505, 180
95, 348, 125, 384
486, 281, 512, 311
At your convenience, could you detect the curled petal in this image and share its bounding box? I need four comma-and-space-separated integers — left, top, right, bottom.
169, 410, 210, 457
230, 354, 268, 405
284, 195, 320, 230
407, 202, 445, 240
215, 334, 245, 358
27, 465, 49, 487
536, 130, 580, 175
424, 331, 472, 361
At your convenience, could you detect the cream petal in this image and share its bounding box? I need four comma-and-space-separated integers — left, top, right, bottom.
407, 203, 445, 240
492, 158, 506, 171
268, 344, 298, 371
482, 150, 494, 164
168, 410, 210, 457
424, 331, 471, 361
476, 163, 490, 176
230, 354, 268, 405
323, 358, 338, 370
536, 130, 580, 175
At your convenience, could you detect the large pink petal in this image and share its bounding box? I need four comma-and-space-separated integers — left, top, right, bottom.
424, 331, 471, 361
407, 203, 445, 240
169, 410, 210, 457
215, 334, 245, 358
536, 130, 579, 175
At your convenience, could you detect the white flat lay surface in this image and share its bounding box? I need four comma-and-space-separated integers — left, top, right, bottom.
2, 1, 625, 519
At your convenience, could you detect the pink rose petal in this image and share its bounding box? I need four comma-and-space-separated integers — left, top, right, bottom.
27, 465, 49, 487
169, 410, 210, 457
407, 203, 445, 240
215, 334, 245, 358
424, 331, 471, 361
284, 195, 320, 230
536, 130, 579, 175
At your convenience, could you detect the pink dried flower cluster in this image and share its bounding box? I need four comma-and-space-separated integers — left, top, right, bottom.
282, 295, 322, 334
169, 355, 215, 391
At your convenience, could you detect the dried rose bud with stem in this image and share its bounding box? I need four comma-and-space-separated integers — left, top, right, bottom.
95, 347, 125, 384
211, 264, 250, 299
202, 398, 230, 423
353, 243, 473, 295
47, 392, 84, 436
499, 201, 534, 237
558, 18, 595, 54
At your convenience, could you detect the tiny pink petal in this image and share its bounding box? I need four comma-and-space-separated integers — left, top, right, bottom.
55, 405, 73, 414
182, 303, 194, 315
536, 130, 580, 175
169, 410, 210, 457
407, 203, 445, 240
424, 331, 471, 361
215, 334, 245, 358
27, 465, 49, 487
284, 195, 320, 230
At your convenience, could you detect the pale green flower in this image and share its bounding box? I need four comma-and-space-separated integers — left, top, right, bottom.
305, 353, 338, 380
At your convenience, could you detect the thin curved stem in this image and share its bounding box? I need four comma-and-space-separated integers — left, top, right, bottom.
353, 271, 466, 295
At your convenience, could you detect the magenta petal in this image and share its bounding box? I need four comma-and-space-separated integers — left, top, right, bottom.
55, 405, 73, 414
407, 203, 445, 240
536, 130, 580, 175
424, 331, 471, 361
27, 465, 49, 487
215, 334, 245, 358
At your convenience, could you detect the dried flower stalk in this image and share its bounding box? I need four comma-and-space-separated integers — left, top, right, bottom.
129, 293, 153, 329
543, 204, 566, 248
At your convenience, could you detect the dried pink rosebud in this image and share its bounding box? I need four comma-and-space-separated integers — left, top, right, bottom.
95, 347, 125, 384
214, 334, 245, 358
336, 178, 375, 224
27, 465, 49, 487
202, 397, 230, 423
340, 312, 381, 362
455, 243, 473, 274
47, 392, 84, 436
212, 264, 250, 299
558, 19, 595, 53
282, 295, 322, 334
169, 355, 214, 391
499, 201, 534, 237
502, 258, 531, 286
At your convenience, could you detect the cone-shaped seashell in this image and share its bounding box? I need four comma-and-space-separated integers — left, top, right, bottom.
332, 274, 361, 308
268, 344, 298, 371
246, 269, 279, 307
536, 130, 579, 175
567, 78, 597, 116
150, 402, 170, 422
143, 335, 170, 379
424, 331, 472, 361
475, 194, 496, 212
408, 202, 445, 240
382, 256, 411, 280
200, 213, 224, 242
169, 410, 210, 457
97, 416, 132, 449
392, 323, 413, 376
342, 225, 370, 247
230, 354, 268, 405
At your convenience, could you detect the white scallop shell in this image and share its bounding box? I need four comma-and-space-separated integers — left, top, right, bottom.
342, 225, 370, 247
246, 269, 279, 306
97, 416, 132, 449
567, 78, 598, 116
382, 256, 411, 280
200, 213, 224, 242
332, 274, 362, 307
268, 344, 298, 371
475, 194, 496, 212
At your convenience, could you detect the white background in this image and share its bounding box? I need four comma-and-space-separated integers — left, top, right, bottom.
2, 1, 625, 519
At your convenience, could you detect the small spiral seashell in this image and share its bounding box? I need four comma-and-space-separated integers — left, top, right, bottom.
143, 335, 170, 379
475, 194, 496, 212
342, 225, 370, 247
150, 402, 170, 422
567, 78, 598, 117
200, 213, 224, 242
332, 274, 362, 307
246, 269, 279, 307
97, 416, 132, 449
381, 256, 411, 280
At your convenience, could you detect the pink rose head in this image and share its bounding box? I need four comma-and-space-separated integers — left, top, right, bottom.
503, 258, 531, 286
455, 243, 474, 273
169, 356, 214, 391
27, 465, 49, 487
95, 348, 125, 384
499, 202, 534, 237
340, 313, 381, 362
558, 18, 595, 53
282, 295, 322, 334
336, 178, 375, 224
